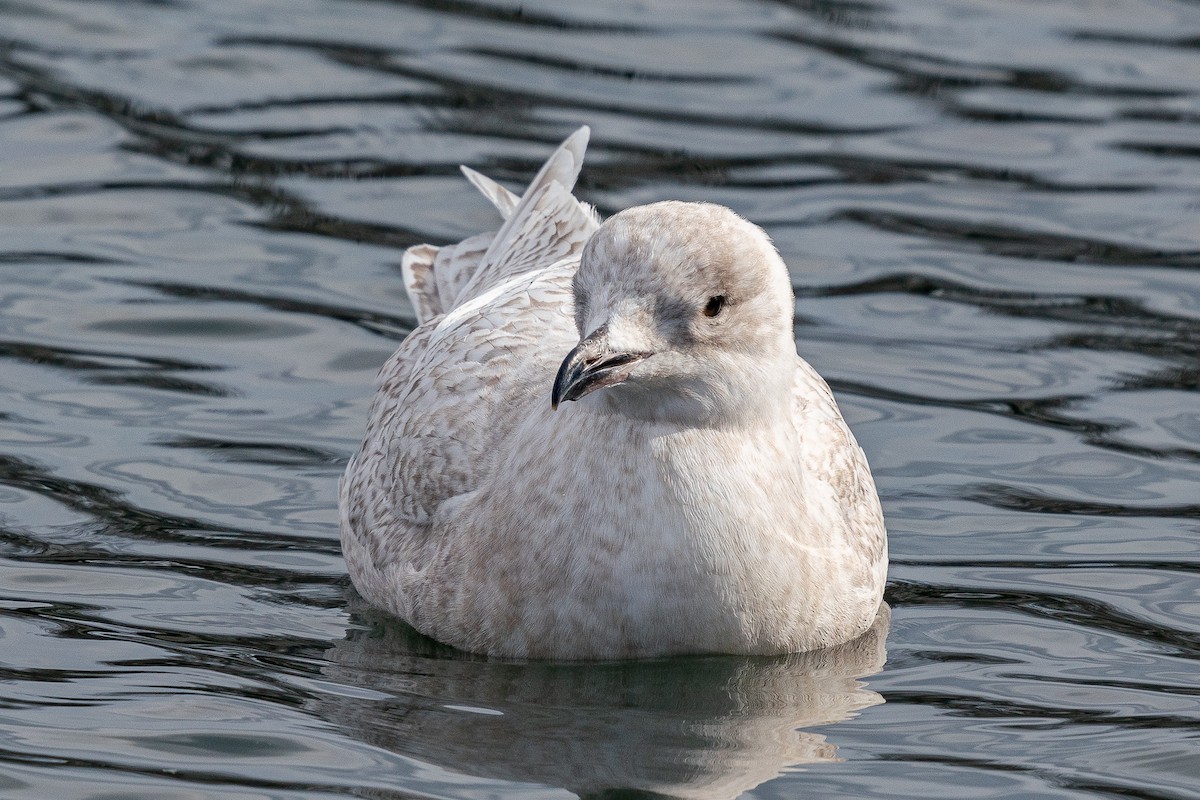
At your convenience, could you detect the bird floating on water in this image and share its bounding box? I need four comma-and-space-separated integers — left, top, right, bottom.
339, 127, 887, 659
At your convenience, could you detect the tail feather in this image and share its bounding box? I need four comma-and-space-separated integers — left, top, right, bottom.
400, 244, 441, 324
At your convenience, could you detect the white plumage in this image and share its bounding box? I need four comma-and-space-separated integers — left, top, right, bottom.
339, 127, 887, 659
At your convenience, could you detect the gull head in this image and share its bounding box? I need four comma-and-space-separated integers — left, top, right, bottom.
552, 201, 798, 425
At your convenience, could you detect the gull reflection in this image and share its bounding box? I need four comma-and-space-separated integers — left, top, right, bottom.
319, 603, 889, 799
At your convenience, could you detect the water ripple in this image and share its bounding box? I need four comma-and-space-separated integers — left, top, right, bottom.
2, 0, 1200, 797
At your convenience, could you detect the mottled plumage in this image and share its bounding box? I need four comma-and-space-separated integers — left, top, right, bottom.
339, 127, 887, 659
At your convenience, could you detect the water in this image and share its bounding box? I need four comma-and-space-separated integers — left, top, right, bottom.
1, 0, 1199, 797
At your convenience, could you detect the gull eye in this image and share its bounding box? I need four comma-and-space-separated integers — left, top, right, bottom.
702, 295, 726, 318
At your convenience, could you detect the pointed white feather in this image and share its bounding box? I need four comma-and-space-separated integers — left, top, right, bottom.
460, 165, 520, 219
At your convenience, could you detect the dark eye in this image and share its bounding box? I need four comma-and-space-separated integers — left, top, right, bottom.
702, 295, 726, 318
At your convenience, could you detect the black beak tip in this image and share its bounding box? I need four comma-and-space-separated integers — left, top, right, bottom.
550, 334, 650, 412
550, 345, 581, 411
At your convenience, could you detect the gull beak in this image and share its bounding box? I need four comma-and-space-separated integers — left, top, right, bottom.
551, 326, 652, 410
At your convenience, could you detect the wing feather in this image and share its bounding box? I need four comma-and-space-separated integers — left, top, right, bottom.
399, 126, 597, 323
460, 166, 519, 219
343, 128, 598, 603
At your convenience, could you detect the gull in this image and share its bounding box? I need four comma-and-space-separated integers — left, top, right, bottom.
339, 127, 887, 659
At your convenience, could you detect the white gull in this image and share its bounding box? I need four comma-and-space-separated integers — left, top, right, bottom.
339, 127, 887, 659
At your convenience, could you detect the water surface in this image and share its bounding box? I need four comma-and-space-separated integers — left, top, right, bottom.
2, 1, 1199, 798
